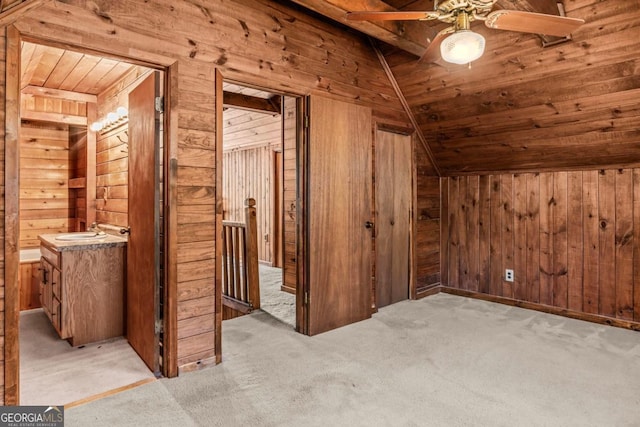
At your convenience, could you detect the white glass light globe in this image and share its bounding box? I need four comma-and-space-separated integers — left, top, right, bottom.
440, 30, 486, 65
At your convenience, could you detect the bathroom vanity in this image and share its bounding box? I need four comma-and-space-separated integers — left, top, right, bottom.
38, 233, 128, 346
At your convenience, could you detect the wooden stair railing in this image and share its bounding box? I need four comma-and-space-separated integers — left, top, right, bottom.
222, 198, 260, 318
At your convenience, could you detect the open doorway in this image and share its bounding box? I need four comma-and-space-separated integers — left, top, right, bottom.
13, 40, 169, 405
221, 82, 297, 328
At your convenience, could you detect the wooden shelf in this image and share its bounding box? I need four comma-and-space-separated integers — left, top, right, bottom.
68, 177, 86, 189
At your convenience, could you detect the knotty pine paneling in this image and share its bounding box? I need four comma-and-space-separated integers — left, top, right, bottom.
222, 146, 275, 264
19, 121, 73, 249
415, 144, 440, 294
8, 0, 410, 372
96, 126, 128, 227
282, 97, 297, 294
70, 126, 88, 231
222, 105, 281, 265
95, 69, 152, 228
385, 0, 640, 174
21, 94, 86, 117
442, 168, 640, 323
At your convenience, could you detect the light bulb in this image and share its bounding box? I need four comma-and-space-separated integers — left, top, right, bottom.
107, 112, 119, 123
440, 30, 485, 65
90, 121, 103, 132
116, 106, 128, 118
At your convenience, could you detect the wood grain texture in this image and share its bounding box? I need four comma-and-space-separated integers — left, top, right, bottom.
442, 167, 640, 325
282, 97, 297, 293
127, 72, 159, 372
222, 146, 274, 264
308, 96, 372, 335
385, 1, 640, 174
19, 262, 40, 311
61, 246, 125, 346
19, 121, 72, 248
5, 0, 412, 376
375, 130, 410, 308
4, 25, 19, 406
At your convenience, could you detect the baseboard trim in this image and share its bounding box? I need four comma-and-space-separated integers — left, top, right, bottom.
178, 355, 218, 374
280, 285, 295, 294
415, 284, 442, 299
64, 377, 157, 409
440, 287, 640, 332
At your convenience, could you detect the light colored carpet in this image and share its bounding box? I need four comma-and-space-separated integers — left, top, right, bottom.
67, 293, 640, 426
20, 308, 156, 406
258, 264, 295, 328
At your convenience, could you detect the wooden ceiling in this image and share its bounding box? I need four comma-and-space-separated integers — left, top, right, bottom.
21, 41, 138, 95
290, 0, 640, 174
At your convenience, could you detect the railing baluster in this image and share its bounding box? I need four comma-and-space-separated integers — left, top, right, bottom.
221, 198, 260, 315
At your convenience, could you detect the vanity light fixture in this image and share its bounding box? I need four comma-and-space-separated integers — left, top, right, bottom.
90, 106, 128, 133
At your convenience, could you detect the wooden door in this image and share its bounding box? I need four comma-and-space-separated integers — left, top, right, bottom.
375, 130, 411, 308
306, 96, 372, 335
127, 72, 160, 372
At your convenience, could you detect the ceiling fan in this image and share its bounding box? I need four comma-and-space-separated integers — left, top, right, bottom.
346, 0, 585, 65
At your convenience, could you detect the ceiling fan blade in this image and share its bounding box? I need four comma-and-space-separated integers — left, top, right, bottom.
346, 11, 439, 21
418, 27, 453, 63
485, 10, 585, 37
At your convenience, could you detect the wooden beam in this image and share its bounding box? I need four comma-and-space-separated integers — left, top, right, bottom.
0, 0, 48, 27
288, 0, 430, 57
21, 109, 87, 125
22, 85, 97, 103
268, 95, 282, 115
223, 91, 281, 115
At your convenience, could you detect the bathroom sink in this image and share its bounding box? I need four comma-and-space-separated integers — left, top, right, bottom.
55, 232, 108, 241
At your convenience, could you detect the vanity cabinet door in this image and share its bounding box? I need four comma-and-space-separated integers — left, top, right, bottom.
51, 297, 62, 335
39, 257, 53, 322
51, 267, 61, 300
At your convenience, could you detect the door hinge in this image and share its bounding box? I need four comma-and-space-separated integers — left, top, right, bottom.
304, 115, 309, 129
155, 319, 164, 334
304, 291, 309, 305
155, 96, 164, 113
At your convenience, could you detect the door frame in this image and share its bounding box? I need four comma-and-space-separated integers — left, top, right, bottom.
372, 124, 416, 308
373, 123, 418, 302
215, 75, 307, 338
4, 26, 179, 404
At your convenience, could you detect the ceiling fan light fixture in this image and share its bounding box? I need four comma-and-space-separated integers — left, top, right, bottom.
440, 30, 486, 65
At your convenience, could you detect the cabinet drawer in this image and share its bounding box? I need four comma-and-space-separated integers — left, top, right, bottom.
40, 245, 60, 267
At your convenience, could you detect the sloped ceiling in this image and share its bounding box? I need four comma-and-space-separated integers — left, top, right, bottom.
290, 0, 640, 175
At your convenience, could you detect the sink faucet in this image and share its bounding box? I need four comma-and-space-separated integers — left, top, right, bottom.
88, 222, 104, 234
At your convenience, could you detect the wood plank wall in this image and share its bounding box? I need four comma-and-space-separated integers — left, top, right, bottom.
414, 144, 440, 295
282, 97, 297, 293
95, 67, 151, 227
5, 0, 410, 378
95, 125, 128, 227
70, 126, 87, 231
442, 168, 640, 324
222, 146, 274, 264
19, 121, 72, 248
222, 106, 281, 264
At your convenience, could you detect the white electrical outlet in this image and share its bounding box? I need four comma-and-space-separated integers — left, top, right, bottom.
505, 269, 514, 282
